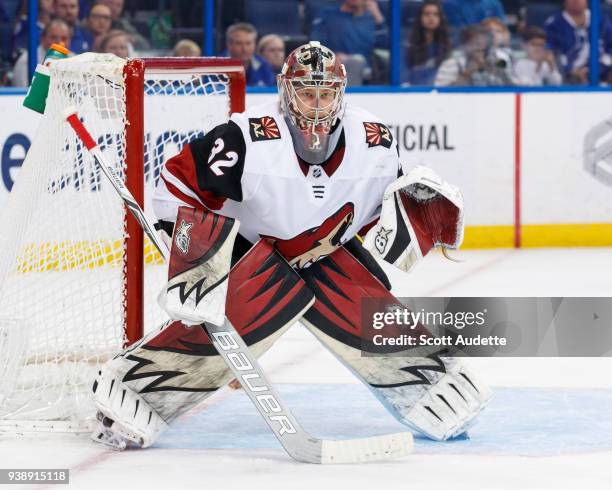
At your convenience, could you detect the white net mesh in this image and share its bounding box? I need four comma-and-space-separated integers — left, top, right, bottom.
0, 53, 238, 431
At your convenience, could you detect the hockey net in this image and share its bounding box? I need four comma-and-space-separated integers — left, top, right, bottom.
0, 53, 245, 432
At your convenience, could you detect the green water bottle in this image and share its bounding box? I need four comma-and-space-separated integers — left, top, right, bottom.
23, 43, 70, 114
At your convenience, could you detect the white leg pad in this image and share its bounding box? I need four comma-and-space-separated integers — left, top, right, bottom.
92, 367, 169, 448
400, 361, 493, 441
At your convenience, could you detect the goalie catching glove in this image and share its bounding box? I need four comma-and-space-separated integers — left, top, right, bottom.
158, 206, 240, 326
363, 166, 464, 273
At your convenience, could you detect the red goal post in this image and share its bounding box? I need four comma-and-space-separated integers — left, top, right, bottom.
123, 58, 246, 346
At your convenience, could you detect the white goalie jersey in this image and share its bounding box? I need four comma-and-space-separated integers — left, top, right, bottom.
153, 101, 402, 267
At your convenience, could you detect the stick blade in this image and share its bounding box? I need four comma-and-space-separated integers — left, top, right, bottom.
320, 432, 413, 464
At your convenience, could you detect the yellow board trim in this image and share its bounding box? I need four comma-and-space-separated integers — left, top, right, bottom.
461, 223, 612, 249
521, 223, 612, 248
461, 225, 515, 249
13, 223, 612, 274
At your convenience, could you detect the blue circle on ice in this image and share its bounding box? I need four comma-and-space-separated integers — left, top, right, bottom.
158, 385, 612, 456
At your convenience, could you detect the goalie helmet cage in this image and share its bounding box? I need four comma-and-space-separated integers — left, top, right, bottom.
0, 54, 246, 433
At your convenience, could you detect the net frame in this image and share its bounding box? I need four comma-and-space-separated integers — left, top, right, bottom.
0, 56, 246, 433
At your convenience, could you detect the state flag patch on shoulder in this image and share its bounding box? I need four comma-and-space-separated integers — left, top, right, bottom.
364, 122, 393, 149
249, 116, 281, 142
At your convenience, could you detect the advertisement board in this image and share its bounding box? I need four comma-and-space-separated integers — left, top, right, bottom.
1, 91, 610, 247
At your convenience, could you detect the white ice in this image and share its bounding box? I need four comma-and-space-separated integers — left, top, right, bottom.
1, 247, 611, 490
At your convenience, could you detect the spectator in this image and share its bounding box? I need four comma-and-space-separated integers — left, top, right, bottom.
95, 0, 150, 49
481, 17, 510, 48
149, 13, 172, 49
310, 0, 388, 78
434, 24, 513, 86
224, 23, 275, 87
13, 0, 55, 54
96, 28, 132, 58
443, 0, 506, 29
81, 2, 112, 50
404, 0, 451, 85
257, 34, 285, 74
55, 0, 90, 52
514, 26, 562, 86
481, 17, 515, 81
545, 0, 612, 84
173, 39, 201, 57
12, 18, 72, 86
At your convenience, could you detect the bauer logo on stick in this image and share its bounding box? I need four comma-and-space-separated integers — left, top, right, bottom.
175, 220, 193, 255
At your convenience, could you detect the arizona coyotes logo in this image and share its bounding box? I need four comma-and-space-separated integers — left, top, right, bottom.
174, 219, 193, 255
249, 116, 281, 142
264, 203, 354, 268
364, 122, 393, 149
374, 226, 392, 254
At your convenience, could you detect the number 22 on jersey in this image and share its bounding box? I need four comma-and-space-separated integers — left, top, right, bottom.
208, 138, 238, 176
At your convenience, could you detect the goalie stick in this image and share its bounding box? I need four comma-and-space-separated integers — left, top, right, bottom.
64, 107, 413, 464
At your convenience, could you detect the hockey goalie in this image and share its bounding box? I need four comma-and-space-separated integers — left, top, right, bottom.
91, 42, 493, 450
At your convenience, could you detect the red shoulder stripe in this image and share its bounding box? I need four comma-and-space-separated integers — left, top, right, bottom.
160, 175, 205, 210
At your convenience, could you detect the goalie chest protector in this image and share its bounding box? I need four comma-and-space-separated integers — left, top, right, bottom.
219, 102, 401, 258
